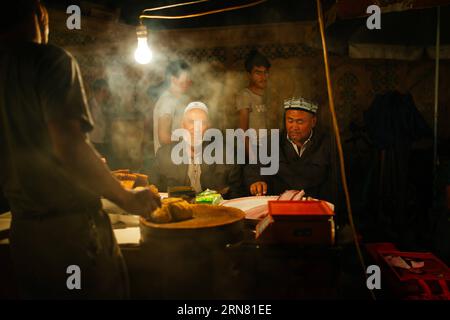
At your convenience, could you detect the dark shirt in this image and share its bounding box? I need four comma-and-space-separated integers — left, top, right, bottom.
244, 130, 336, 202
152, 141, 244, 199
0, 42, 99, 215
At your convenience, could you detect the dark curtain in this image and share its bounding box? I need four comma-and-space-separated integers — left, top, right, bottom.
363, 91, 432, 239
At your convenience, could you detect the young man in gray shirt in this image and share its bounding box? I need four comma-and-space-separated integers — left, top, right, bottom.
153, 60, 192, 154
236, 50, 271, 133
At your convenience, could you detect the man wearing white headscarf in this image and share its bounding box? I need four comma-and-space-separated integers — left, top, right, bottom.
151, 102, 243, 198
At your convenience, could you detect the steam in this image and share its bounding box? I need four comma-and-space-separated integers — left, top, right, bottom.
50, 4, 448, 171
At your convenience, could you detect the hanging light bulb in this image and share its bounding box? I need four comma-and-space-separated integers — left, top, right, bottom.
134, 24, 152, 64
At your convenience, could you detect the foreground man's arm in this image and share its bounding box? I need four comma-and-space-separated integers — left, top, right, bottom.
48, 119, 160, 216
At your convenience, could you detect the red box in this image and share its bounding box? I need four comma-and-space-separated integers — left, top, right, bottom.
255, 200, 335, 245
378, 250, 450, 300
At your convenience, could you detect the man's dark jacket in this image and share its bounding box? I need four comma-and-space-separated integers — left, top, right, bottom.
244, 130, 336, 203
151, 141, 244, 199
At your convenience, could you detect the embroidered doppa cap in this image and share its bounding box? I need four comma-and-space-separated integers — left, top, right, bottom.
283, 97, 318, 114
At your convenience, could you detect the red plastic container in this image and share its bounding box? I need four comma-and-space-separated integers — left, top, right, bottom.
378, 250, 450, 300
255, 200, 335, 245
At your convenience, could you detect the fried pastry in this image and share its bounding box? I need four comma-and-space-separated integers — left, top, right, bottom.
149, 197, 193, 223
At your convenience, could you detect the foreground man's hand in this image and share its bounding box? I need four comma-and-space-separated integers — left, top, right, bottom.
250, 181, 267, 196
118, 187, 161, 217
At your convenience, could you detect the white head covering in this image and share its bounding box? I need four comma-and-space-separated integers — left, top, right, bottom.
184, 101, 209, 114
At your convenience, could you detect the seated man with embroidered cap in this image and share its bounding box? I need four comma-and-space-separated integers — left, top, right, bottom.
151, 102, 243, 199
244, 97, 336, 203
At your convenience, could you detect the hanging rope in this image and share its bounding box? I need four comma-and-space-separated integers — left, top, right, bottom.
139, 0, 267, 20
316, 0, 376, 300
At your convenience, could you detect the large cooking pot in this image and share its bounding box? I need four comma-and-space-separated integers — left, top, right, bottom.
138, 204, 245, 299
140, 204, 245, 246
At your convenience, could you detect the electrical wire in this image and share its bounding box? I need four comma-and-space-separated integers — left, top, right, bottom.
316, 0, 376, 300
139, 0, 267, 20
143, 0, 210, 13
